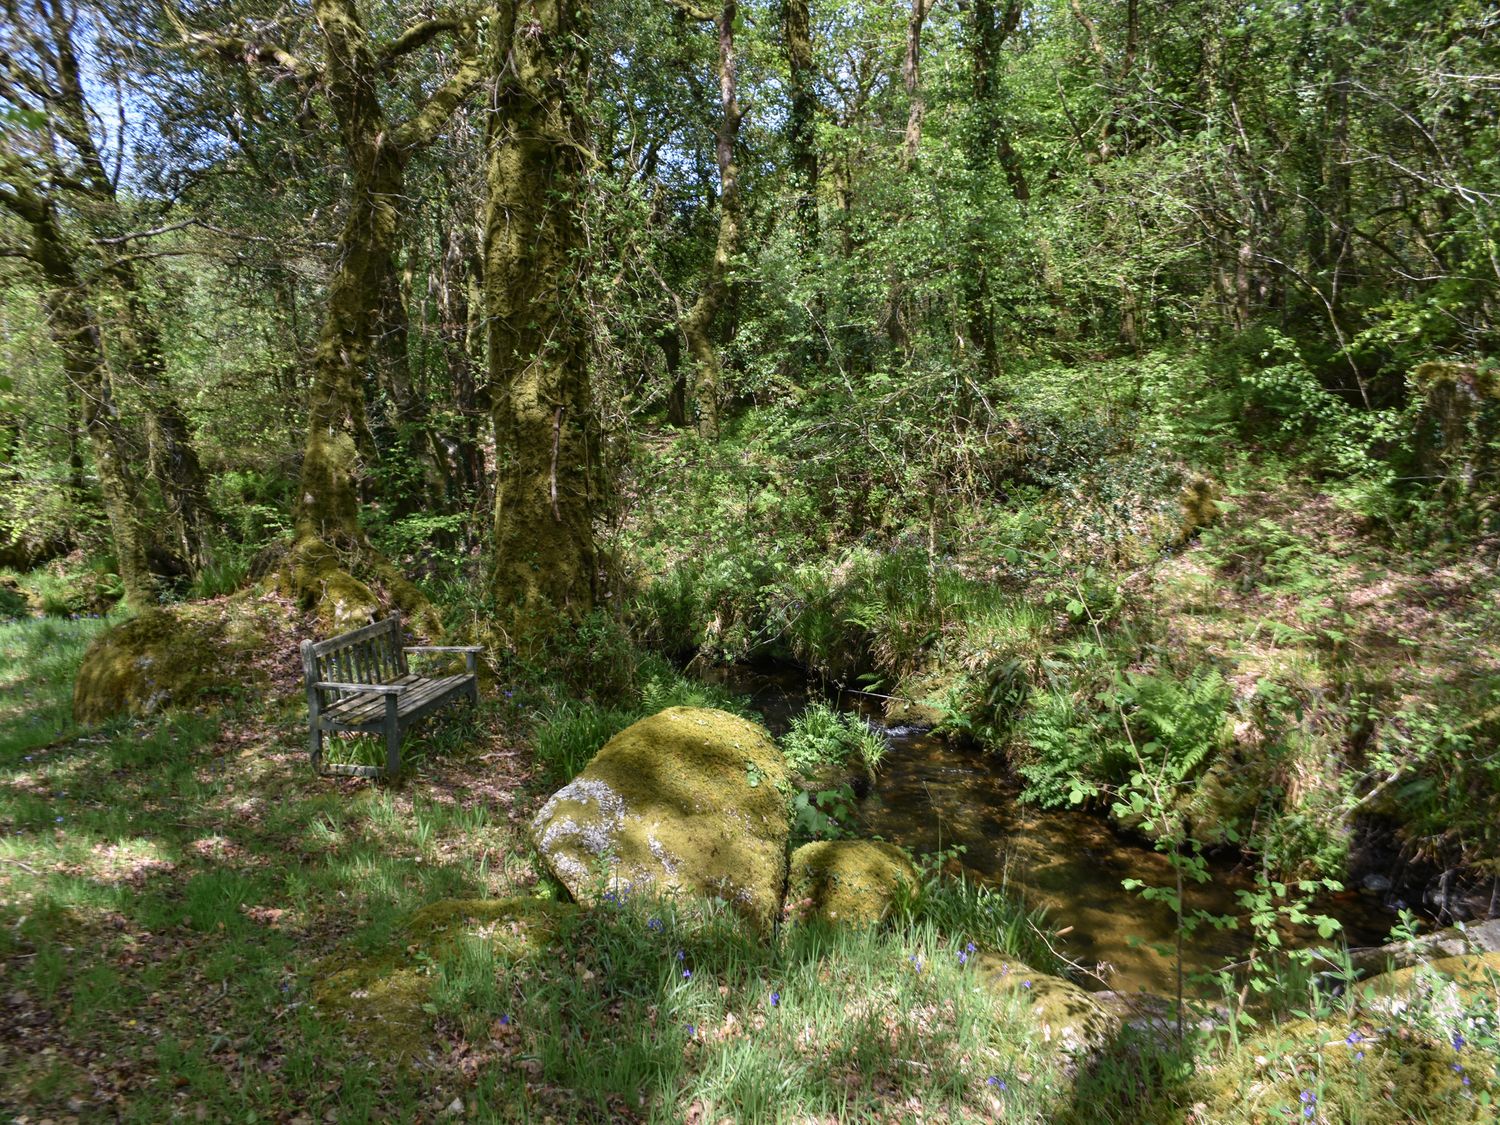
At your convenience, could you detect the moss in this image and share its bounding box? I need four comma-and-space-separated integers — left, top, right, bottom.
1360, 952, 1500, 1004
972, 953, 1119, 1056
786, 840, 919, 926
71, 594, 287, 724
1177, 1015, 1496, 1124
531, 707, 790, 934
280, 536, 381, 633
885, 665, 954, 727
1178, 473, 1223, 541
313, 898, 578, 1061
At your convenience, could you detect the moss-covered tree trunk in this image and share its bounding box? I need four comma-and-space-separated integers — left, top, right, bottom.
782, 0, 818, 248
960, 0, 1023, 388
678, 0, 744, 440
108, 259, 216, 573
483, 0, 597, 626
8, 192, 155, 607
264, 0, 486, 632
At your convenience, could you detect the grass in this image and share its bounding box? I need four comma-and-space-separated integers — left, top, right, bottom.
0, 609, 1078, 1122
4, 572, 1497, 1121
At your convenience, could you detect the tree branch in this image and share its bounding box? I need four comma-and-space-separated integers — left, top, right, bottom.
379, 18, 462, 65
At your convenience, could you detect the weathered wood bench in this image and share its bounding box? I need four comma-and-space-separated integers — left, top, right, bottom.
300, 615, 481, 778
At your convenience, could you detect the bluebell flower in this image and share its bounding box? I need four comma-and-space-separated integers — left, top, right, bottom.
1300, 1091, 1314, 1103
770, 991, 780, 1007
1022, 980, 1031, 989
1453, 1033, 1466, 1050
648, 917, 663, 932
909, 955, 922, 972
682, 969, 692, 980
676, 949, 685, 961
966, 942, 976, 953
1345, 1031, 1361, 1046
958, 951, 968, 965
1355, 1051, 1364, 1061
687, 1024, 695, 1037
986, 1077, 1006, 1091
500, 1014, 511, 1026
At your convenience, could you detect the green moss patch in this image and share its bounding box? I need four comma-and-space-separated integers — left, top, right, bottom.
71, 592, 299, 724
973, 953, 1119, 1056
786, 840, 919, 926
531, 707, 790, 933
312, 898, 578, 1060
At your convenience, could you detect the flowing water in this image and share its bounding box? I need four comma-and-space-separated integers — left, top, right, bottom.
701, 662, 1406, 998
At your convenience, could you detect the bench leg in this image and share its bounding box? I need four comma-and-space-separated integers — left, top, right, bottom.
384, 695, 401, 778
310, 724, 324, 775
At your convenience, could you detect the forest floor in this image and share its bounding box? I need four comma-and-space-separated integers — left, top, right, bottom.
0, 615, 1073, 1123
3, 473, 1499, 1122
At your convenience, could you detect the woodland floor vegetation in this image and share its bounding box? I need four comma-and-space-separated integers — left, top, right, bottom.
4, 0, 1500, 1118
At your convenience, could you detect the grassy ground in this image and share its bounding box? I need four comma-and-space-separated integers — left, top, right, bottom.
0, 614, 1075, 1123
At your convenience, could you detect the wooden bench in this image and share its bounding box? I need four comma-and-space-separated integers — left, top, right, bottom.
300, 615, 481, 778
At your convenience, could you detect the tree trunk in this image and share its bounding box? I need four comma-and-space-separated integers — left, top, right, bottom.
108, 259, 216, 572
679, 0, 744, 440
902, 0, 936, 167
484, 0, 597, 625
783, 0, 819, 247
962, 0, 1022, 385
22, 205, 154, 606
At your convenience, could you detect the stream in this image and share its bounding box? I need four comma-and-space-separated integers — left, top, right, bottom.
701, 662, 1407, 997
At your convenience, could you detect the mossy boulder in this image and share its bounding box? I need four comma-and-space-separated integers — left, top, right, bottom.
973, 953, 1119, 1056
884, 666, 952, 728
1341, 918, 1500, 978
531, 707, 790, 933
72, 593, 296, 724
1170, 1013, 1495, 1124
785, 840, 919, 926
314, 898, 578, 1060
1359, 952, 1500, 1011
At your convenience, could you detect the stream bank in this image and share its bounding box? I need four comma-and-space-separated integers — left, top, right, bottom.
700, 661, 1423, 997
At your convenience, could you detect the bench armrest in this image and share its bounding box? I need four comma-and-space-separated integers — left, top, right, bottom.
314, 682, 409, 694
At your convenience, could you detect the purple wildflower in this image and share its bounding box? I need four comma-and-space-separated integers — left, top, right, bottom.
770, 991, 780, 1007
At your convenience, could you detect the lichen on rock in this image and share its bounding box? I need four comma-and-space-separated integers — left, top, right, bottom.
530, 707, 790, 933
786, 840, 919, 926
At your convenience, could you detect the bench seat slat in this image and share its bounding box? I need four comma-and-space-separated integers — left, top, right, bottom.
319, 674, 473, 728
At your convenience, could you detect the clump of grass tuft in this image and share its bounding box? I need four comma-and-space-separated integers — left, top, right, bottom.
782, 701, 887, 777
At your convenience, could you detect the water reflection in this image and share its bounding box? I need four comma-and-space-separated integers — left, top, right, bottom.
699, 661, 1403, 996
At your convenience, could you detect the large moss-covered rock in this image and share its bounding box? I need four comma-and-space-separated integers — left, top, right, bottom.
1342, 918, 1500, 978
314, 898, 578, 1059
1359, 952, 1500, 1011
786, 840, 919, 925
72, 593, 297, 724
531, 707, 790, 933
973, 953, 1119, 1056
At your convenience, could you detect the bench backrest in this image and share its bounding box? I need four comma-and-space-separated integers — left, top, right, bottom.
300, 616, 409, 704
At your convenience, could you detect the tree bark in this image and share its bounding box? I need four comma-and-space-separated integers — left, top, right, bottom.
484, 0, 597, 624
678, 0, 744, 440
4, 188, 155, 606
961, 0, 1023, 385
783, 0, 819, 246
